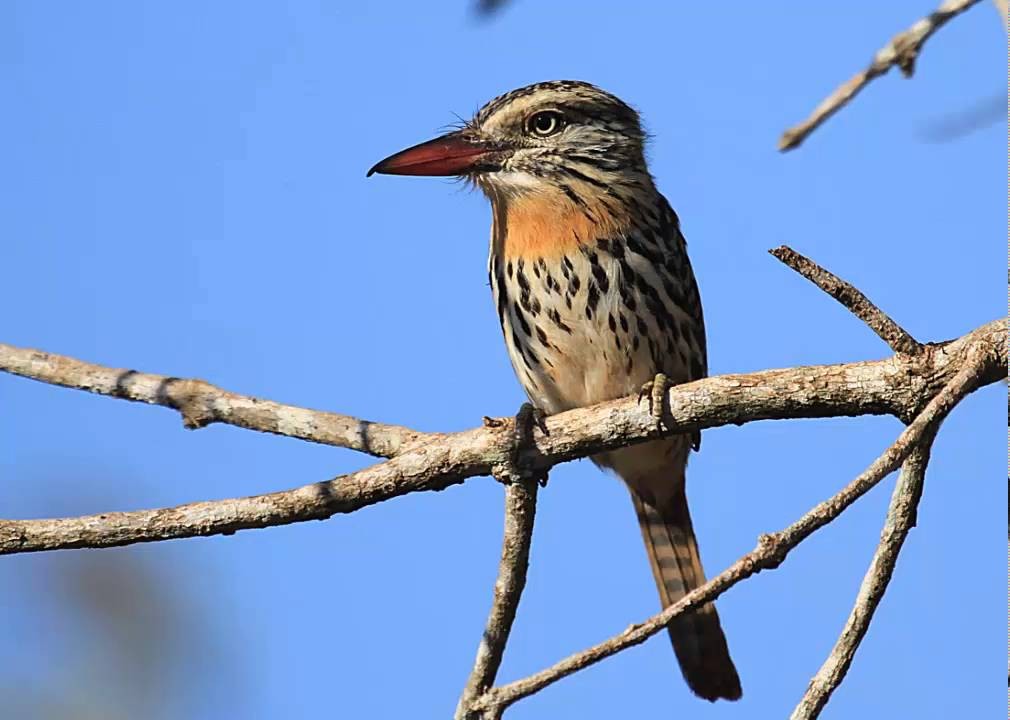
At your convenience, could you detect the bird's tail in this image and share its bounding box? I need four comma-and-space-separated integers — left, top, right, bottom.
631, 484, 742, 702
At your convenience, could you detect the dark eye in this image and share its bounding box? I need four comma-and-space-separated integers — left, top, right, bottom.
526, 111, 564, 137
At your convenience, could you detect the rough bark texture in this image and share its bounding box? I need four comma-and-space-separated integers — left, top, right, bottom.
456, 475, 539, 720
470, 349, 996, 716
0, 343, 432, 458
0, 318, 1000, 556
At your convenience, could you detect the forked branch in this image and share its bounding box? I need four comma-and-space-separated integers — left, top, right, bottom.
469, 344, 991, 716
789, 438, 935, 719
0, 249, 1003, 720
0, 315, 999, 556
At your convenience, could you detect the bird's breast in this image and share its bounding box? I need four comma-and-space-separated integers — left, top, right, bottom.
487, 191, 704, 414
490, 249, 621, 413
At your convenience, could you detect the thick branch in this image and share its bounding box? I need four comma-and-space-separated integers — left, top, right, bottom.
0, 344, 433, 458
0, 319, 1001, 555
790, 439, 934, 720
455, 476, 539, 720
771, 246, 922, 355
779, 0, 983, 151
471, 355, 986, 715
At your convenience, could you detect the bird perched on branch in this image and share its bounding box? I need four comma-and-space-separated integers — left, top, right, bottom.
369, 80, 741, 702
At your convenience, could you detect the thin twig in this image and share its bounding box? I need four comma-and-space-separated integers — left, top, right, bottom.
0, 319, 1001, 555
455, 475, 539, 720
779, 0, 983, 151
770, 246, 923, 355
789, 438, 934, 720
0, 343, 433, 458
471, 355, 988, 716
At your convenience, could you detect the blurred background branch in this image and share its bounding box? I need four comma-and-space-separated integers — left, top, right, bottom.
993, 0, 1008, 29
779, 0, 985, 150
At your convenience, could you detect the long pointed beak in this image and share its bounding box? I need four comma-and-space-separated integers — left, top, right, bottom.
367, 131, 501, 177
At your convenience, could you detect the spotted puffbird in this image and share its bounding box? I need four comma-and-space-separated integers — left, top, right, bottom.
369, 80, 741, 702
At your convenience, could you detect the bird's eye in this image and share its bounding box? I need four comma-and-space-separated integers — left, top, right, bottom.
526, 111, 564, 137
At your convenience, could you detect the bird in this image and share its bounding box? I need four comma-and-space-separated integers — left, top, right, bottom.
368, 80, 741, 702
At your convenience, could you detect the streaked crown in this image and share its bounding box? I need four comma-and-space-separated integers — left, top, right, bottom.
468, 80, 650, 198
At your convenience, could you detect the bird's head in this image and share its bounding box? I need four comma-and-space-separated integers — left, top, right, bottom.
368, 81, 652, 205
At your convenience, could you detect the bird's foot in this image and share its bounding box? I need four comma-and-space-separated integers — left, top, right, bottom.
494, 402, 549, 487
638, 372, 670, 432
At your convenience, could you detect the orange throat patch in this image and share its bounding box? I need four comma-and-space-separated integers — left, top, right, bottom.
496, 189, 631, 261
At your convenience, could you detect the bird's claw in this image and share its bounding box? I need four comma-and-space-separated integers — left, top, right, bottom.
517, 402, 550, 438
639, 372, 670, 431
500, 402, 549, 486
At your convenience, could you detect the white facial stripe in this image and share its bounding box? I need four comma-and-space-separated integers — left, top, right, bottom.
488, 170, 548, 193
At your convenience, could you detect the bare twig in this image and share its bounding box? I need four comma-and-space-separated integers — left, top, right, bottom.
790, 439, 934, 720
455, 475, 539, 720
779, 0, 984, 151
471, 356, 988, 716
0, 319, 1001, 555
0, 343, 434, 458
771, 246, 923, 355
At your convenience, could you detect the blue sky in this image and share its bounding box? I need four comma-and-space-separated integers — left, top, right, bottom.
0, 2, 1004, 718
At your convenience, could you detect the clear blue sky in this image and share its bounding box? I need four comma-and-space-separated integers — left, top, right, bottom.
1, 2, 1004, 718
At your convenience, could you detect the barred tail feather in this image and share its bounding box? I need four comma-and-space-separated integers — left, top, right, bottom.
631, 485, 742, 702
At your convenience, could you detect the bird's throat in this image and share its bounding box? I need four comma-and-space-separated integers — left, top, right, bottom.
492, 188, 632, 261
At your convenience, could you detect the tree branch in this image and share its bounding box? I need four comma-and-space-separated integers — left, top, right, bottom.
790, 438, 934, 720
0, 318, 1001, 556
1, 244, 1003, 720
0, 343, 434, 458
470, 354, 988, 716
771, 246, 923, 355
779, 0, 984, 151
455, 475, 539, 720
